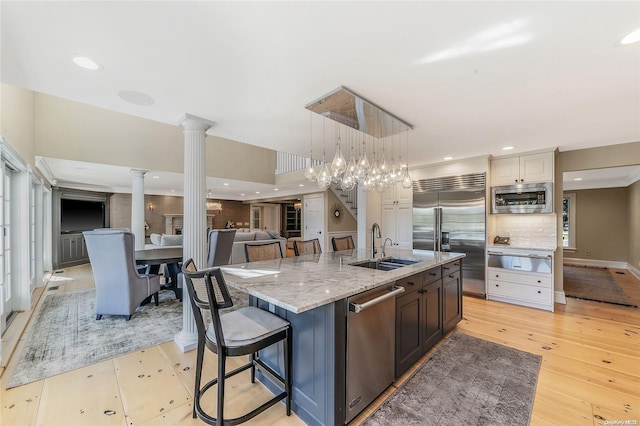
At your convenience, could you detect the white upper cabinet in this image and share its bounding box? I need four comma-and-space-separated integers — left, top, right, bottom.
381, 182, 413, 249
491, 152, 553, 186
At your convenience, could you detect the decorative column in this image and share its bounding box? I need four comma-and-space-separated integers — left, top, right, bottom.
174, 113, 214, 352
130, 169, 148, 251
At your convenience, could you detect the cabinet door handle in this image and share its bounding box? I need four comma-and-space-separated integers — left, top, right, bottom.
418, 289, 425, 294
407, 281, 415, 286
429, 273, 437, 276
495, 274, 499, 278
449, 274, 455, 278
537, 280, 541, 283
537, 290, 541, 294
495, 284, 499, 287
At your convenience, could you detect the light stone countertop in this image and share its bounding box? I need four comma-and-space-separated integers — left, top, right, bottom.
220, 247, 465, 314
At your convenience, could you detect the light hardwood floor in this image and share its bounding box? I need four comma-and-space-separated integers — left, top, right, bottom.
1, 265, 639, 425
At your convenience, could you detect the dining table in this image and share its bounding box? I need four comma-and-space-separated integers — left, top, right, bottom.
135, 247, 183, 300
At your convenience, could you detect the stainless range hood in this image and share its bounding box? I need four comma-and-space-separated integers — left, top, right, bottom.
305, 86, 412, 138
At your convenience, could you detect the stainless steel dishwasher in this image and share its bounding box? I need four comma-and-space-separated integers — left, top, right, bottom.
345, 284, 405, 423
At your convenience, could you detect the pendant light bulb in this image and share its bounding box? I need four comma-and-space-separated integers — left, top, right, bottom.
331, 137, 347, 175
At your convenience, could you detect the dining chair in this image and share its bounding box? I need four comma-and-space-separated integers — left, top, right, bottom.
83, 230, 161, 320
181, 259, 292, 425
293, 238, 322, 256
244, 241, 283, 262
206, 229, 237, 267
331, 235, 355, 252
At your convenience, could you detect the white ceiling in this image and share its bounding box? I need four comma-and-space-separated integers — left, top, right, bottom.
3, 1, 640, 197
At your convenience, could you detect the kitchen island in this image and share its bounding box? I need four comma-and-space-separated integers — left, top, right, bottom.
220, 247, 465, 426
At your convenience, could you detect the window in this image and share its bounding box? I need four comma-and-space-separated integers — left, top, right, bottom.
563, 193, 576, 249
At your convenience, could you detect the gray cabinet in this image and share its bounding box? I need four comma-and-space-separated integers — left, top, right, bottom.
59, 233, 88, 267
395, 259, 462, 379
395, 273, 424, 377
443, 260, 463, 334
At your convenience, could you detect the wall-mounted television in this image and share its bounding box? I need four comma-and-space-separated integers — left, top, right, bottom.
60, 198, 105, 233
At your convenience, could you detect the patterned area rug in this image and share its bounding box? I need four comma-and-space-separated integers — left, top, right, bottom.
563, 265, 637, 308
7, 289, 182, 388
364, 333, 541, 426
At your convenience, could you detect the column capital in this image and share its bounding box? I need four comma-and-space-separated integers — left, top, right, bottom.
178, 114, 215, 132
130, 169, 149, 177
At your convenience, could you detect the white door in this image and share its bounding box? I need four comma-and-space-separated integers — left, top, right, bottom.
1, 167, 12, 333
303, 193, 325, 251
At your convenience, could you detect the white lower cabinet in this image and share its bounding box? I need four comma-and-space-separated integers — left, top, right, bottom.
487, 260, 554, 312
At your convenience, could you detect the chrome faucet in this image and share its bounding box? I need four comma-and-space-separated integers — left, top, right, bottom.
371, 222, 381, 258
382, 237, 393, 257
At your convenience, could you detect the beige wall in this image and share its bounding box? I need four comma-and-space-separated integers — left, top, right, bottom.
629, 180, 640, 271
110, 193, 250, 239
559, 141, 640, 172
327, 189, 357, 233
33, 92, 276, 183
0, 84, 36, 165
556, 141, 640, 293
563, 188, 629, 262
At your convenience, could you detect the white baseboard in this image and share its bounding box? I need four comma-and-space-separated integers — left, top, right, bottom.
563, 258, 628, 269
627, 264, 640, 281
554, 290, 566, 305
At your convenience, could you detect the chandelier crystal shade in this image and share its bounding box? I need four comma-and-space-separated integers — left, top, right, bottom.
305, 86, 413, 192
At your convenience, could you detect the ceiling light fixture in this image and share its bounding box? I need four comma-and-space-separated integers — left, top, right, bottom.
223, 183, 229, 186
443, 156, 453, 161
305, 86, 413, 192
152, 175, 160, 179
621, 28, 640, 45
72, 56, 102, 70
502, 146, 515, 151
574, 177, 583, 181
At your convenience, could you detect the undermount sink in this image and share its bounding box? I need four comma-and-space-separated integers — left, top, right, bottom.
350, 257, 421, 271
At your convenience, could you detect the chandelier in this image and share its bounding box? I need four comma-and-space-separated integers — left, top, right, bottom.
304, 86, 413, 192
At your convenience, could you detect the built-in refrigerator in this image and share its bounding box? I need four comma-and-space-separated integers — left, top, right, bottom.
412, 173, 486, 296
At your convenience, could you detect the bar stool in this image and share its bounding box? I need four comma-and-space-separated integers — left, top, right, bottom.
331, 235, 355, 251
181, 259, 292, 425
293, 238, 322, 256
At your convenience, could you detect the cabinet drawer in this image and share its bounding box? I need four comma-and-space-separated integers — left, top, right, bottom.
488, 267, 551, 288
424, 267, 442, 284
442, 269, 461, 284
396, 273, 424, 295
488, 280, 552, 303
442, 260, 461, 275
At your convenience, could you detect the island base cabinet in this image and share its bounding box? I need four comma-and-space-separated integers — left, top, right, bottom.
422, 279, 443, 353
253, 297, 347, 426
443, 270, 462, 334
395, 289, 423, 378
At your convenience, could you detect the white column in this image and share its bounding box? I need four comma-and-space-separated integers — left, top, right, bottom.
130, 169, 148, 251
174, 113, 214, 352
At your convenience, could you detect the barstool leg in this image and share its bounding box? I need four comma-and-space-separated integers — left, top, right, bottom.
193, 339, 204, 419
250, 352, 256, 383
285, 327, 292, 416
217, 352, 226, 425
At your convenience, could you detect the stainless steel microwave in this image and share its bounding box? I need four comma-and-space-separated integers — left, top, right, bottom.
491, 182, 553, 214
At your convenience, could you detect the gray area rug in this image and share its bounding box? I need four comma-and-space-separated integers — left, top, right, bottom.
364, 333, 541, 426
7, 289, 182, 388
563, 265, 637, 308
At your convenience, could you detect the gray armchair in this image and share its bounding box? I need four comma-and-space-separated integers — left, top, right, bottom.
83, 230, 161, 320
206, 229, 237, 267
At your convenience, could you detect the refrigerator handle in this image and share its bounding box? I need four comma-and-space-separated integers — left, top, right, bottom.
434, 207, 442, 252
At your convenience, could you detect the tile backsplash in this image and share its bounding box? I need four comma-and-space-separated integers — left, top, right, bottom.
493, 214, 557, 249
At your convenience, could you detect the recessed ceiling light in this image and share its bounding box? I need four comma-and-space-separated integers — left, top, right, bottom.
621, 28, 640, 45
223, 183, 229, 186
299, 184, 304, 187
274, 188, 279, 191
502, 146, 515, 151
256, 191, 260, 194
118, 90, 155, 106
443, 156, 453, 161
574, 177, 583, 181
152, 175, 160, 179
72, 56, 102, 70
240, 193, 245, 196
171, 189, 175, 192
